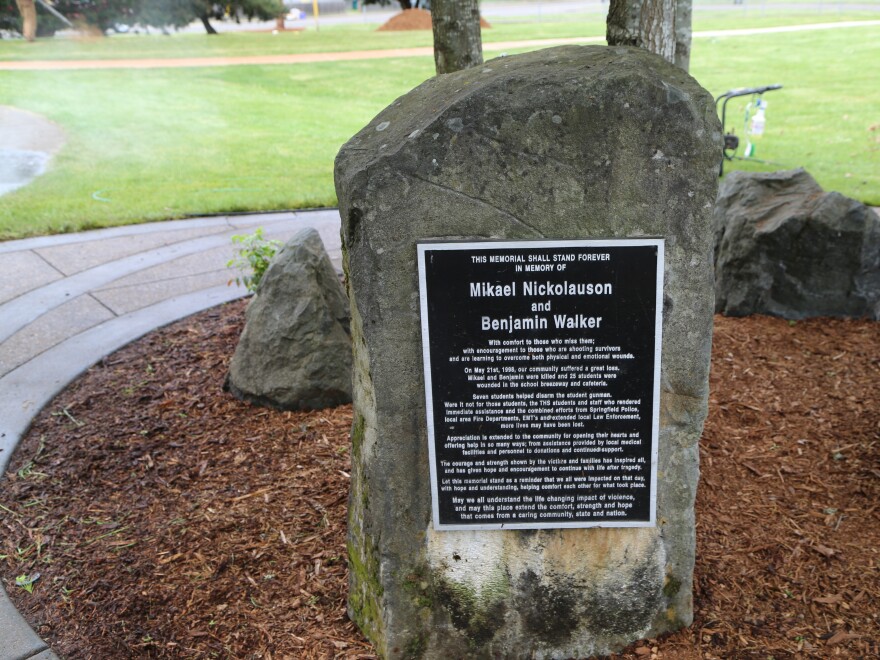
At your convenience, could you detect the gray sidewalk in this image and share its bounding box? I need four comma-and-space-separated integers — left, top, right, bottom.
0, 209, 342, 660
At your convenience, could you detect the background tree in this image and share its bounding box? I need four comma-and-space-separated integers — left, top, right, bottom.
52, 0, 141, 33
606, 0, 692, 71
2, 0, 66, 37
672, 0, 691, 71
2, 0, 83, 38
431, 0, 482, 74
361, 0, 430, 11
0, 0, 284, 37
138, 0, 284, 35
136, 0, 195, 31
14, 0, 37, 40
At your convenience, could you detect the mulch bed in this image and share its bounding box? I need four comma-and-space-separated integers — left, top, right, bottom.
1, 301, 878, 659
377, 8, 490, 32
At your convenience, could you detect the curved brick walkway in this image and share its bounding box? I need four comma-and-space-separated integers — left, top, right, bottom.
0, 210, 342, 660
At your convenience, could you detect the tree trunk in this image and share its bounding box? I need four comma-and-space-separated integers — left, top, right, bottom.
607, 0, 691, 71
15, 0, 37, 42
431, 0, 483, 75
200, 14, 218, 35
398, 0, 413, 10
673, 0, 692, 72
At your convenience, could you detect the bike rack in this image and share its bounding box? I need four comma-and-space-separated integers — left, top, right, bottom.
716, 83, 783, 175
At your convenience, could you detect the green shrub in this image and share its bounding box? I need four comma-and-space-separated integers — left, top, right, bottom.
226, 228, 281, 294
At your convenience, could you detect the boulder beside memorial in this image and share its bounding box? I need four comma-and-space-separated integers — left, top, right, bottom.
714, 168, 880, 320
336, 45, 721, 658
225, 228, 352, 411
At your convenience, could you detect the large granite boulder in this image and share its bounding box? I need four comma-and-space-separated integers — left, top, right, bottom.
336, 45, 721, 659
225, 228, 352, 411
714, 168, 880, 319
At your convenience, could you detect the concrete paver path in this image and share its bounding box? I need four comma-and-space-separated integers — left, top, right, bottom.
0, 209, 342, 660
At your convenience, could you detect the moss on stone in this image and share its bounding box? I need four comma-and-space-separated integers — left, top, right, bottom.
663, 574, 682, 598
665, 606, 687, 628
403, 564, 434, 610
403, 632, 428, 659
517, 569, 581, 645
346, 537, 383, 645
432, 570, 509, 648
350, 412, 365, 457
349, 412, 370, 515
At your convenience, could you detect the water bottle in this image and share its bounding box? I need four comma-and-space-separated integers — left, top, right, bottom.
744, 99, 767, 158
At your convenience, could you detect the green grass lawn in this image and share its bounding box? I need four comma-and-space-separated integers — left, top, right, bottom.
693, 26, 880, 202
0, 60, 434, 237
0, 9, 878, 239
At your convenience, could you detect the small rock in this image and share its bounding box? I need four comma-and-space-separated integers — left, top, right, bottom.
714, 168, 880, 319
224, 228, 352, 411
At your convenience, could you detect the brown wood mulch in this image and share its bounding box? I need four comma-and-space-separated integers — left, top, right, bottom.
377, 9, 491, 32
1, 301, 877, 659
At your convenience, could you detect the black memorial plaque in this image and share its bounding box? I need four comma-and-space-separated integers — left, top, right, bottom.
418, 240, 663, 530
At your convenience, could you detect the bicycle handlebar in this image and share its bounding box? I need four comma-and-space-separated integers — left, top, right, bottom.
715, 84, 783, 104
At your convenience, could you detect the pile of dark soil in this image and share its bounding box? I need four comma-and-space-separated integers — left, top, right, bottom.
377, 8, 490, 32
1, 302, 877, 658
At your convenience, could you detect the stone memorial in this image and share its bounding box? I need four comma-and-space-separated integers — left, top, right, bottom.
335, 45, 721, 658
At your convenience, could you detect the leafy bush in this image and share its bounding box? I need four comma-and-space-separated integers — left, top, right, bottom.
227, 228, 282, 294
